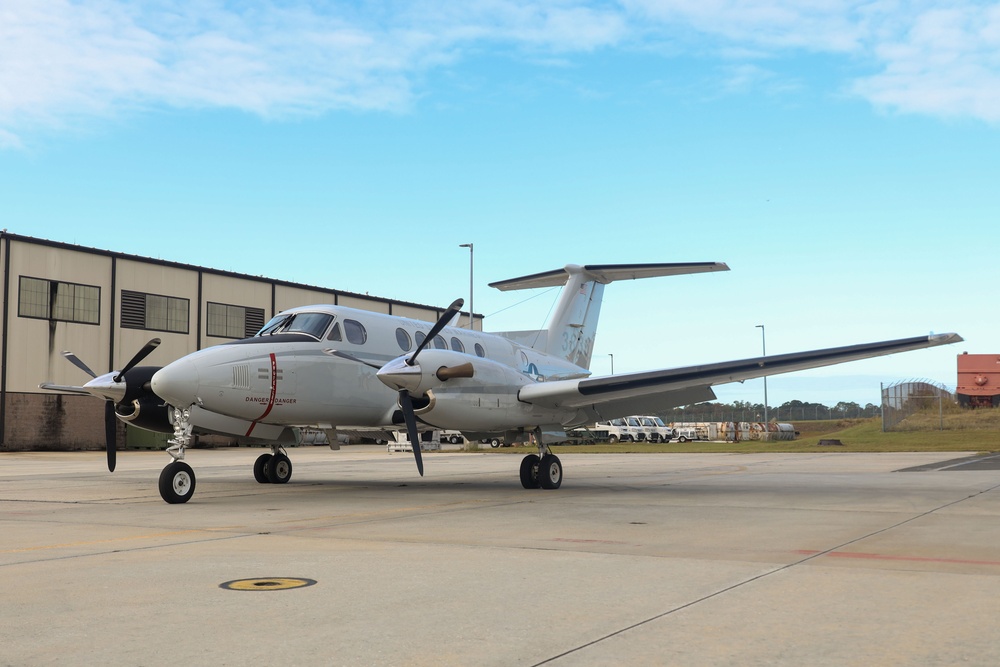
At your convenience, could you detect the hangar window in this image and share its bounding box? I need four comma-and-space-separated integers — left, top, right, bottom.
396, 328, 412, 351
344, 319, 367, 345
121, 290, 189, 334
207, 302, 266, 339
18, 277, 100, 325
450, 337, 465, 353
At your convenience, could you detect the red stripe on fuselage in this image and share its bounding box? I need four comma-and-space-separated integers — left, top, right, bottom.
246, 353, 278, 437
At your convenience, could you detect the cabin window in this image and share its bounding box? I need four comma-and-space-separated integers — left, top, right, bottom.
415, 331, 427, 347
344, 319, 367, 345
327, 322, 342, 341
474, 343, 486, 358
433, 335, 447, 349
396, 328, 412, 351
450, 337, 465, 353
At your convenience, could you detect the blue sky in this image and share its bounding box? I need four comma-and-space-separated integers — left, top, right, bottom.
2, 0, 997, 407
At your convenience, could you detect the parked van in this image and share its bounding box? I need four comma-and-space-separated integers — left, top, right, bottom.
596, 417, 644, 442
638, 416, 673, 443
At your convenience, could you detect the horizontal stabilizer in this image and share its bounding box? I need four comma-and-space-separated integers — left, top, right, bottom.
489, 262, 729, 291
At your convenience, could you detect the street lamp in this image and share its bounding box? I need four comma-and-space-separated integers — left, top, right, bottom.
608, 353, 614, 375
756, 324, 768, 423
458, 243, 474, 329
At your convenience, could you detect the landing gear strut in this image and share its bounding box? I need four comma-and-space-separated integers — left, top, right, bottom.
160, 406, 196, 504
253, 447, 293, 485
519, 429, 562, 490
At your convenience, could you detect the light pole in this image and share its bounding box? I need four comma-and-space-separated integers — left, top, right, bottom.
459, 243, 474, 329
608, 353, 614, 375
756, 324, 768, 423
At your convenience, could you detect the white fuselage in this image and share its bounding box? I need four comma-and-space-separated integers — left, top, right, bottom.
151, 304, 591, 436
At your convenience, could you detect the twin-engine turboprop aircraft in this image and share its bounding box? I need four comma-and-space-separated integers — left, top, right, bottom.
41, 263, 962, 504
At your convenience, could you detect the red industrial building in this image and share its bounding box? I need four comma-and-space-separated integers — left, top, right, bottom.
956, 353, 1000, 408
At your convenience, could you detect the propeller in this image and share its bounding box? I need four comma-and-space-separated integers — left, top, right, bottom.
43, 339, 162, 472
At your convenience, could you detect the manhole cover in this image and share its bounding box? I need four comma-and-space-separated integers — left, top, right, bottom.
220, 577, 317, 591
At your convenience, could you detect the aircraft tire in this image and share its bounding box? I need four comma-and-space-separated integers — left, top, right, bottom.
253, 454, 272, 484
490, 438, 501, 448
519, 454, 541, 489
538, 454, 562, 490
267, 453, 293, 484
159, 461, 196, 504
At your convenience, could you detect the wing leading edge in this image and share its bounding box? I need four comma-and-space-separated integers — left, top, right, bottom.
518, 333, 963, 415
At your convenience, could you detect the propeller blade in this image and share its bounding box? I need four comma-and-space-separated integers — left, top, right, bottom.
323, 349, 382, 370
62, 351, 97, 378
114, 338, 161, 382
104, 401, 117, 472
407, 298, 464, 366
398, 390, 423, 476
436, 362, 475, 381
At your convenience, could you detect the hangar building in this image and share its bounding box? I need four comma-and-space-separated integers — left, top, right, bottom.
0, 232, 477, 451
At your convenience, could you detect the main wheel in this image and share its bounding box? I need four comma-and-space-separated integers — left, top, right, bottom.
538, 454, 563, 490
253, 453, 273, 484
267, 453, 293, 484
159, 461, 196, 504
519, 454, 540, 489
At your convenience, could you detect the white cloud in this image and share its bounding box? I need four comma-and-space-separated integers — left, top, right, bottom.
853, 4, 1000, 121
3, 0, 1000, 146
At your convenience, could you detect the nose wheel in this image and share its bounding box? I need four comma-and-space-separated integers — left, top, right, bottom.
159, 461, 196, 504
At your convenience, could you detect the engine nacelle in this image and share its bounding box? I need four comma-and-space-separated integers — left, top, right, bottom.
404, 352, 568, 431
115, 395, 173, 433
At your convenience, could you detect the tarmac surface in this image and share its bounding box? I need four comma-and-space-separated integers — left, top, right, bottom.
2, 446, 999, 666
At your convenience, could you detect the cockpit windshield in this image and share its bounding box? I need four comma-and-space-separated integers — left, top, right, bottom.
255, 312, 334, 340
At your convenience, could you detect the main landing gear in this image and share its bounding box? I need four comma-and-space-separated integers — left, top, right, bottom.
518, 433, 563, 490
253, 447, 293, 485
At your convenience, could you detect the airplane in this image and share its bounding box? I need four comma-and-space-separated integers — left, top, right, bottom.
41, 262, 962, 504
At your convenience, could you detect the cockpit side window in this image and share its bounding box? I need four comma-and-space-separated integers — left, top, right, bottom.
257, 314, 291, 336
257, 312, 332, 339
285, 313, 334, 339
344, 319, 367, 345
327, 322, 343, 341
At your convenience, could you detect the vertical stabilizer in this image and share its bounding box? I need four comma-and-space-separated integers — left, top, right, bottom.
488, 262, 729, 369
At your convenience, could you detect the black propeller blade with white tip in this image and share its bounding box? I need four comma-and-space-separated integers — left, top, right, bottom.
114, 338, 161, 382
62, 351, 98, 379
406, 298, 463, 366
398, 391, 423, 476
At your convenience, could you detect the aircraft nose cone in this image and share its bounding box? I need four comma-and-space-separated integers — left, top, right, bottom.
151, 360, 200, 407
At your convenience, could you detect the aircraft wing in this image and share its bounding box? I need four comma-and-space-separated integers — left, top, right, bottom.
518, 333, 963, 417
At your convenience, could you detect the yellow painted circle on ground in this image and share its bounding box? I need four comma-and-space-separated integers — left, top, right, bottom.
220, 577, 317, 591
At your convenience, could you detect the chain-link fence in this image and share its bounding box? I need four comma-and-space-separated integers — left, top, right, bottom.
881, 379, 955, 431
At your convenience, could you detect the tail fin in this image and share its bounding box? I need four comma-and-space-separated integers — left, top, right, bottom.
489, 263, 729, 369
